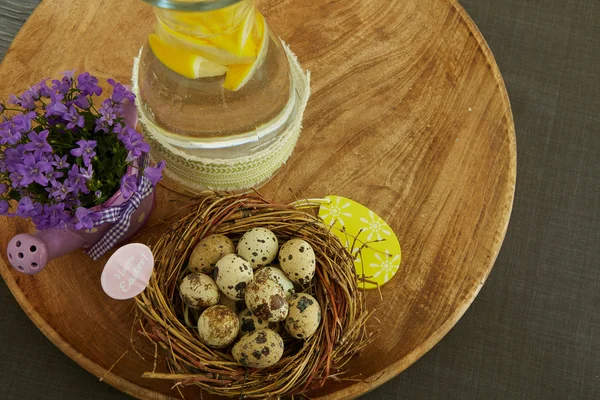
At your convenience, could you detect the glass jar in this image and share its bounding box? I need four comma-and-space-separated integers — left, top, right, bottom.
134, 0, 309, 192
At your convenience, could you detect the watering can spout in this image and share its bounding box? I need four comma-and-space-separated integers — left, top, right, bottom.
6, 230, 86, 274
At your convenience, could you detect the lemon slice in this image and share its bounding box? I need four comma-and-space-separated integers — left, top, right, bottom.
223, 13, 269, 91
155, 18, 256, 66
148, 34, 228, 79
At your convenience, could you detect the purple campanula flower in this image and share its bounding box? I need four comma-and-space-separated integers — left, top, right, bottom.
70, 139, 96, 166
143, 160, 165, 186
37, 79, 53, 98
13, 92, 36, 110
28, 83, 41, 100
79, 164, 93, 180
120, 174, 137, 199
16, 197, 35, 217
7, 95, 19, 106
24, 130, 52, 159
112, 122, 124, 135
72, 94, 90, 109
51, 78, 71, 95
11, 111, 36, 133
48, 179, 74, 201
45, 168, 64, 185
107, 79, 135, 103
0, 200, 8, 215
39, 203, 69, 229
15, 154, 53, 186
67, 164, 89, 194
4, 145, 25, 172
120, 127, 150, 159
52, 154, 69, 170
62, 105, 85, 129
73, 207, 100, 230
0, 124, 20, 145
76, 72, 102, 96
63, 69, 75, 80
52, 70, 75, 95
98, 99, 117, 126
9, 170, 26, 188
94, 190, 102, 198
0, 183, 7, 194
45, 92, 68, 117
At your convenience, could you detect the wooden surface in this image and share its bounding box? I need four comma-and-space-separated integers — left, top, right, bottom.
0, 0, 516, 399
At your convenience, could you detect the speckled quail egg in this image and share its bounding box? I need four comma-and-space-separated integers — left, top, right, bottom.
255, 266, 295, 300
285, 293, 321, 340
245, 274, 288, 322
278, 238, 316, 285
232, 329, 284, 368
219, 294, 246, 313
238, 309, 281, 337
179, 273, 220, 309
197, 305, 239, 348
237, 228, 279, 269
214, 254, 253, 300
189, 234, 235, 274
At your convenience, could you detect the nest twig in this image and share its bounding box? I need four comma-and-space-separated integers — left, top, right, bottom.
135, 192, 372, 398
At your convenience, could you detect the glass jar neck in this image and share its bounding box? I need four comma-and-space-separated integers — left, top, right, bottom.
143, 0, 244, 12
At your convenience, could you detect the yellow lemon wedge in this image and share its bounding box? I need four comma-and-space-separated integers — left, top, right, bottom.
148, 34, 228, 79
155, 18, 256, 66
223, 12, 269, 91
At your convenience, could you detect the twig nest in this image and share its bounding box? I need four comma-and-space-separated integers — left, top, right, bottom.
232, 329, 284, 368
214, 254, 253, 300
135, 193, 370, 398
179, 273, 220, 309
197, 305, 239, 348
245, 274, 289, 322
189, 234, 235, 274
237, 228, 279, 269
238, 309, 280, 336
285, 293, 322, 340
255, 266, 295, 300
279, 238, 316, 285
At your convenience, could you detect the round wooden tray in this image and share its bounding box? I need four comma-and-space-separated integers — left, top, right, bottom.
0, 0, 516, 398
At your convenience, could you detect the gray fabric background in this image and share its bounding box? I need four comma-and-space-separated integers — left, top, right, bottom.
1, 0, 599, 399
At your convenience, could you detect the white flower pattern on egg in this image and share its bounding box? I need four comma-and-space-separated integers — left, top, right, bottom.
319, 196, 352, 227
359, 210, 392, 242
370, 251, 401, 282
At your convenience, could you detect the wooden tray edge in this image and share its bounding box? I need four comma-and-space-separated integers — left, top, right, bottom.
0, 0, 517, 399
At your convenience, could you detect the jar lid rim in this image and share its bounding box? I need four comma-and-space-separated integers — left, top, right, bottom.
142, 0, 243, 11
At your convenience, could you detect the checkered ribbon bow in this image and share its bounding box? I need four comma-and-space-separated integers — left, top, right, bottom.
86, 175, 153, 261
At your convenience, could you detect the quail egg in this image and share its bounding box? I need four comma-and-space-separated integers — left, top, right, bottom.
232, 329, 284, 368
197, 305, 239, 348
285, 293, 321, 340
238, 309, 280, 336
219, 294, 246, 313
278, 238, 316, 285
255, 266, 295, 300
189, 234, 235, 274
214, 254, 253, 300
179, 273, 220, 309
237, 228, 279, 269
245, 273, 288, 322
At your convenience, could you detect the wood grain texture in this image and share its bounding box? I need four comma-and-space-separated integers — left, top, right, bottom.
0, 0, 516, 399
